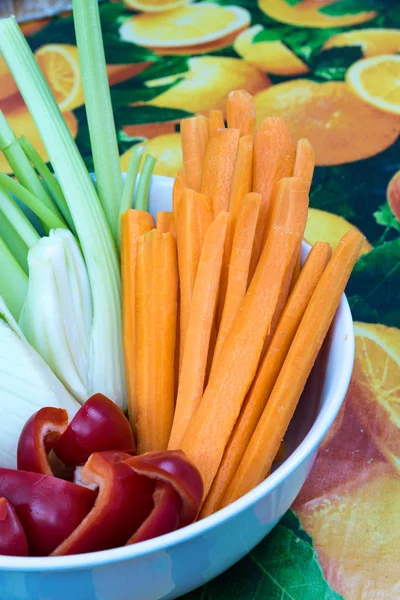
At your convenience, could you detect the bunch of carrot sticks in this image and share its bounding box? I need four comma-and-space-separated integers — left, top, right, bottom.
121, 90, 364, 518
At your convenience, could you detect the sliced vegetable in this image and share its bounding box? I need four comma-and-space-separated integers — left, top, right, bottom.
19, 230, 93, 403
172, 169, 185, 215
0, 298, 79, 469
0, 187, 40, 249
156, 211, 176, 237
0, 498, 29, 557
119, 145, 145, 230
135, 231, 178, 453
226, 90, 256, 136
51, 451, 154, 556
222, 230, 364, 506
211, 194, 260, 375
0, 238, 28, 320
201, 242, 331, 516
0, 212, 29, 273
72, 0, 123, 243
169, 212, 229, 449
293, 138, 315, 193
17, 407, 68, 476
54, 393, 135, 467
175, 189, 213, 367
208, 110, 225, 135
0, 467, 96, 556
121, 209, 155, 427
201, 128, 240, 217
135, 155, 157, 212
181, 115, 209, 193
181, 226, 299, 496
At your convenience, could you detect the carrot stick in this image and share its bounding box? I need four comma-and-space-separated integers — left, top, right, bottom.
156, 211, 176, 238
135, 230, 178, 453
172, 169, 185, 215
209, 110, 225, 136
180, 116, 209, 192
226, 90, 256, 136
221, 229, 365, 506
121, 209, 155, 428
169, 212, 229, 449
180, 225, 300, 495
201, 128, 240, 217
291, 139, 315, 289
251, 117, 295, 274
175, 188, 213, 366
211, 193, 261, 375
293, 138, 315, 193
201, 241, 331, 516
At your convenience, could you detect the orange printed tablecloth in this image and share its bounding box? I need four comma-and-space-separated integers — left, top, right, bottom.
1, 1, 399, 598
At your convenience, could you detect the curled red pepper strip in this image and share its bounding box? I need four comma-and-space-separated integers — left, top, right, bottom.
54, 393, 136, 466
0, 498, 28, 557
51, 451, 154, 556
0, 469, 96, 556
17, 407, 68, 476
127, 482, 182, 545
124, 450, 203, 545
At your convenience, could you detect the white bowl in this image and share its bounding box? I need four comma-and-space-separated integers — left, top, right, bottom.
0, 175, 355, 600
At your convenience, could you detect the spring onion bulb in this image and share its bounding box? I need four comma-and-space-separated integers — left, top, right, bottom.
0, 298, 79, 468
0, 16, 126, 409
19, 230, 93, 403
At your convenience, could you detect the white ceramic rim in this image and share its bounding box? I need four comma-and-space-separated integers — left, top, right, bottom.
0, 296, 354, 571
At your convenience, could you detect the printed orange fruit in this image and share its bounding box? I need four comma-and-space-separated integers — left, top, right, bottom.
298, 464, 400, 600
120, 133, 183, 178
258, 0, 377, 29
349, 322, 400, 471
34, 44, 84, 112
254, 79, 400, 165
387, 169, 400, 223
120, 4, 250, 54
324, 28, 400, 58
346, 54, 400, 116
305, 208, 372, 256
124, 0, 189, 13
0, 57, 18, 102
0, 99, 78, 174
148, 56, 269, 115
19, 18, 51, 37
233, 25, 309, 76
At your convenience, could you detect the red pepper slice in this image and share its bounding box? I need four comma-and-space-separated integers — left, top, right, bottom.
128, 482, 182, 544
0, 469, 96, 556
51, 451, 154, 556
54, 393, 136, 466
125, 450, 203, 527
124, 450, 203, 545
17, 407, 68, 475
0, 498, 28, 557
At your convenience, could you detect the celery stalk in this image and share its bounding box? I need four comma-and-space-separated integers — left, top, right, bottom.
0, 235, 27, 320
118, 145, 145, 246
72, 0, 123, 242
19, 135, 75, 233
0, 215, 29, 273
0, 174, 66, 232
0, 188, 40, 248
135, 155, 156, 212
0, 111, 62, 229
0, 16, 126, 409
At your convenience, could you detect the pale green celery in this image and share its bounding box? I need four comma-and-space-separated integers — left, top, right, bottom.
0, 174, 66, 231
19, 230, 93, 403
0, 297, 79, 469
72, 0, 122, 243
118, 145, 145, 247
0, 235, 28, 319
19, 135, 76, 233
0, 110, 62, 230
134, 155, 156, 212
0, 16, 126, 409
0, 188, 40, 248
0, 213, 29, 273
